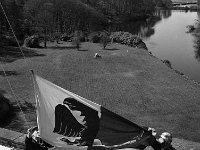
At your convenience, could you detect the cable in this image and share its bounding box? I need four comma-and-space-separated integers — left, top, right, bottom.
0, 2, 29, 127
0, 2, 28, 64
0, 63, 29, 126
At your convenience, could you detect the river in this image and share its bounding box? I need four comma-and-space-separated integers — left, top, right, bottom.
143, 10, 200, 83
113, 10, 200, 82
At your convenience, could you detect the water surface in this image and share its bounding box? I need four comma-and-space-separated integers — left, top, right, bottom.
143, 10, 200, 82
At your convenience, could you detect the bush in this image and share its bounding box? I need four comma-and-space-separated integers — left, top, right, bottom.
100, 31, 110, 49
72, 31, 82, 50
62, 31, 86, 42
87, 31, 147, 50
0, 95, 11, 123
88, 32, 100, 43
110, 31, 124, 43
53, 32, 62, 43
163, 60, 172, 69
120, 32, 131, 44
79, 34, 86, 42
186, 25, 195, 33
0, 35, 20, 47
61, 33, 73, 42
23, 35, 40, 48
110, 31, 146, 49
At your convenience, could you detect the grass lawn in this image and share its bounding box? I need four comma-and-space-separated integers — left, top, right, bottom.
1, 41, 200, 149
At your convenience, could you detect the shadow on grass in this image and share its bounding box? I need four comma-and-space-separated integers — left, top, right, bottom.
48, 46, 77, 50
104, 48, 119, 51
0, 57, 17, 63
0, 92, 36, 130
0, 71, 19, 77
0, 88, 36, 128
21, 101, 36, 111
0, 89, 6, 95
78, 49, 88, 51
11, 101, 36, 132
0, 91, 16, 127
0, 46, 45, 63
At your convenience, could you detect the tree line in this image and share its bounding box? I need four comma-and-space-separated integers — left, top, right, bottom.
0, 0, 172, 42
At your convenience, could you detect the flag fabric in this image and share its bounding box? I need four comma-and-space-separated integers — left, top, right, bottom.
33, 73, 155, 150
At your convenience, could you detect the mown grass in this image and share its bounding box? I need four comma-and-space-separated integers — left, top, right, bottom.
0, 46, 45, 63
0, 42, 200, 147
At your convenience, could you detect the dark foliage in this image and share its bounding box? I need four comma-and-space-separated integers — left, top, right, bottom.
0, 94, 15, 126
23, 35, 41, 48
163, 60, 172, 69
0, 0, 172, 48
110, 31, 147, 49
0, 46, 45, 63
100, 31, 110, 49
0, 35, 18, 47
61, 33, 73, 42
0, 71, 19, 76
88, 32, 101, 43
72, 30, 83, 50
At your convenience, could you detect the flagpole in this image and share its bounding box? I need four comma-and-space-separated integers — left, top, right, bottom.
29, 69, 41, 131
29, 69, 37, 100
29, 69, 38, 111
29, 69, 38, 109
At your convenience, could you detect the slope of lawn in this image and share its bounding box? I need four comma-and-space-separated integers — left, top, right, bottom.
1, 42, 200, 149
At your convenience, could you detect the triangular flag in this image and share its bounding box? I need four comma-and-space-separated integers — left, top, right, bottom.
33, 73, 156, 150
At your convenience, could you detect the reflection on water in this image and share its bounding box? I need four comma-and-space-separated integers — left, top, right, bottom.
195, 48, 200, 62
193, 32, 200, 62
110, 16, 161, 40
144, 10, 200, 82
154, 9, 172, 19
193, 12, 200, 62
110, 10, 172, 39
111, 10, 200, 82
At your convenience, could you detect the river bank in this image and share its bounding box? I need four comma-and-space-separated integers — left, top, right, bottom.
143, 9, 200, 84
0, 41, 200, 143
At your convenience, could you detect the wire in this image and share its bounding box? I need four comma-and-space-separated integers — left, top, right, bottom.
0, 2, 28, 64
0, 2, 29, 127
0, 64, 29, 126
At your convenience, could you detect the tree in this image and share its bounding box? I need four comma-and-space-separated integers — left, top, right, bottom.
100, 31, 110, 49
0, 0, 24, 39
72, 30, 82, 50
21, 0, 162, 45
153, 0, 172, 8
23, 0, 107, 40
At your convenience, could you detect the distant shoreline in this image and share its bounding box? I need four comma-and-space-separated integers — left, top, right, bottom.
156, 6, 198, 11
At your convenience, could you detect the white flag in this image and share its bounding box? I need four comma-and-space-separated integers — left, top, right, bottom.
33, 73, 157, 150
34, 74, 101, 149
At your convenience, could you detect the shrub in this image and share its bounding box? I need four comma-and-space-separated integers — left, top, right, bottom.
79, 33, 86, 42
88, 32, 100, 43
72, 30, 82, 50
0, 95, 11, 123
120, 32, 131, 44
100, 31, 110, 49
110, 31, 124, 43
23, 35, 40, 48
54, 32, 61, 43
0, 35, 20, 47
61, 33, 73, 42
163, 60, 172, 69
186, 25, 195, 33
110, 31, 139, 45
110, 31, 147, 49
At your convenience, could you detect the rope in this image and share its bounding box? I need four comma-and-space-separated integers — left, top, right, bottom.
0, 2, 29, 127
81, 55, 90, 100
0, 2, 28, 64
0, 64, 29, 126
